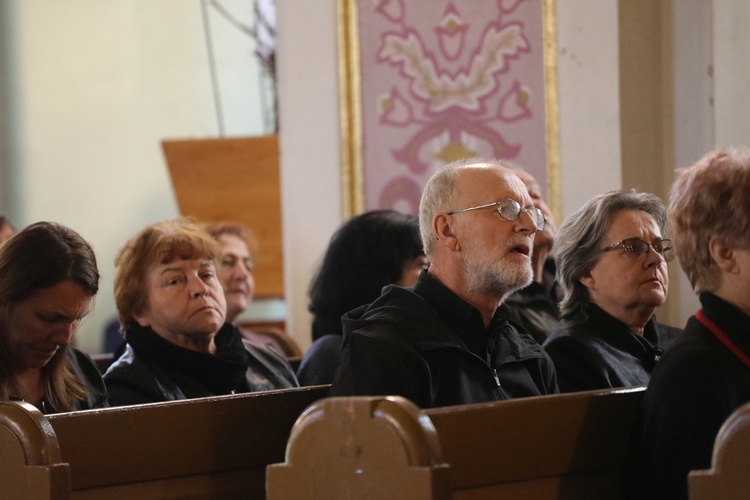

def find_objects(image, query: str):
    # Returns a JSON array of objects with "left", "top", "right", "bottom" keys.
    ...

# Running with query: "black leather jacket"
[
  {"left": 330, "top": 272, "right": 558, "bottom": 408},
  {"left": 543, "top": 303, "right": 681, "bottom": 393},
  {"left": 104, "top": 322, "right": 298, "bottom": 406}
]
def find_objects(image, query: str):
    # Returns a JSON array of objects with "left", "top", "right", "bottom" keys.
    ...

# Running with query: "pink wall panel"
[{"left": 355, "top": 0, "right": 549, "bottom": 214}]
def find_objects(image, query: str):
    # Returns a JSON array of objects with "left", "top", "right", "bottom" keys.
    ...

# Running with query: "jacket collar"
[
  {"left": 342, "top": 271, "right": 545, "bottom": 362},
  {"left": 564, "top": 302, "right": 662, "bottom": 349},
  {"left": 699, "top": 292, "right": 750, "bottom": 355}
]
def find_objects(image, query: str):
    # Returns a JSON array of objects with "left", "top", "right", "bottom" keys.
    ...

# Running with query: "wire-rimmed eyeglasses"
[
  {"left": 447, "top": 198, "right": 546, "bottom": 231},
  {"left": 601, "top": 237, "right": 675, "bottom": 263}
]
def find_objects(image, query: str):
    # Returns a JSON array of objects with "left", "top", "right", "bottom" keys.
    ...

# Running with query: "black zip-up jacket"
[
  {"left": 330, "top": 272, "right": 558, "bottom": 408},
  {"left": 104, "top": 322, "right": 298, "bottom": 406},
  {"left": 543, "top": 303, "right": 681, "bottom": 393}
]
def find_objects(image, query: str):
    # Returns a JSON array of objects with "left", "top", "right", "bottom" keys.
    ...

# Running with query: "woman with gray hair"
[{"left": 542, "top": 188, "right": 681, "bottom": 393}]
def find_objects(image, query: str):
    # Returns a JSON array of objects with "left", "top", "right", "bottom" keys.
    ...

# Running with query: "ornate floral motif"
[{"left": 358, "top": 0, "right": 546, "bottom": 212}]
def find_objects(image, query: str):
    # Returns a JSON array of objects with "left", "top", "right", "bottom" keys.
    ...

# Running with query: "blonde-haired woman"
[{"left": 0, "top": 221, "right": 107, "bottom": 413}]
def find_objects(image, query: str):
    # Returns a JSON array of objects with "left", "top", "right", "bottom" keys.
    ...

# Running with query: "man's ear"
[
  {"left": 433, "top": 213, "right": 460, "bottom": 251},
  {"left": 709, "top": 237, "right": 738, "bottom": 274}
]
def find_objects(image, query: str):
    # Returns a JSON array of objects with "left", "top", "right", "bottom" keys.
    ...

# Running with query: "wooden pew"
[
  {"left": 267, "top": 387, "right": 645, "bottom": 499},
  {"left": 0, "top": 385, "right": 329, "bottom": 500},
  {"left": 689, "top": 401, "right": 750, "bottom": 500}
]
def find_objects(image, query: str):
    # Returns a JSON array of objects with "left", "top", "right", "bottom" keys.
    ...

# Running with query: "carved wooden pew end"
[
  {"left": 0, "top": 401, "right": 70, "bottom": 499},
  {"left": 266, "top": 396, "right": 452, "bottom": 500},
  {"left": 689, "top": 402, "right": 750, "bottom": 500}
]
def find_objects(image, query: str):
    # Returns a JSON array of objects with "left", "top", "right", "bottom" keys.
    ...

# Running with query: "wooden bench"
[
  {"left": 0, "top": 385, "right": 329, "bottom": 500},
  {"left": 689, "top": 401, "right": 750, "bottom": 500},
  {"left": 266, "top": 387, "right": 645, "bottom": 499}
]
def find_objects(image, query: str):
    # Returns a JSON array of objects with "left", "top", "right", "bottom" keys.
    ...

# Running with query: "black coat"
[
  {"left": 104, "top": 322, "right": 298, "bottom": 406},
  {"left": 297, "top": 334, "right": 342, "bottom": 386},
  {"left": 628, "top": 293, "right": 750, "bottom": 499},
  {"left": 543, "top": 303, "right": 681, "bottom": 393},
  {"left": 506, "top": 281, "right": 560, "bottom": 345},
  {"left": 330, "top": 272, "right": 558, "bottom": 408},
  {"left": 66, "top": 347, "right": 109, "bottom": 411}
]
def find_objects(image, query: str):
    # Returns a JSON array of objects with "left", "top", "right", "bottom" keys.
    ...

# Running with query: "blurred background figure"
[
  {"left": 0, "top": 221, "right": 107, "bottom": 413},
  {"left": 296, "top": 210, "right": 427, "bottom": 386},
  {"left": 203, "top": 221, "right": 298, "bottom": 357},
  {"left": 544, "top": 189, "right": 681, "bottom": 392},
  {"left": 506, "top": 168, "right": 560, "bottom": 344},
  {"left": 0, "top": 215, "right": 17, "bottom": 244},
  {"left": 630, "top": 148, "right": 750, "bottom": 499},
  {"left": 104, "top": 217, "right": 298, "bottom": 406}
]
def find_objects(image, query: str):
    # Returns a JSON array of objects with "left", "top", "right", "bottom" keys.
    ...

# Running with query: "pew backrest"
[
  {"left": 267, "top": 387, "right": 646, "bottom": 499},
  {"left": 425, "top": 386, "right": 644, "bottom": 498},
  {"left": 0, "top": 385, "right": 329, "bottom": 500}
]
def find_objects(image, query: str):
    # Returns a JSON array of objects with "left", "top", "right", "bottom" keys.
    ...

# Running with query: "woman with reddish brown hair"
[
  {"left": 105, "top": 217, "right": 298, "bottom": 406},
  {"left": 631, "top": 148, "right": 750, "bottom": 499}
]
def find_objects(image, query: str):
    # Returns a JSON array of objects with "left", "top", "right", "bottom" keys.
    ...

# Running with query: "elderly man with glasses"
[
  {"left": 330, "top": 158, "right": 559, "bottom": 408},
  {"left": 542, "top": 188, "right": 682, "bottom": 393}
]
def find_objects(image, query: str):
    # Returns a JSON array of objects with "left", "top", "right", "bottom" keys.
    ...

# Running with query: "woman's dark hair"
[
  {"left": 0, "top": 221, "right": 99, "bottom": 308},
  {"left": 0, "top": 221, "right": 100, "bottom": 410},
  {"left": 308, "top": 210, "right": 423, "bottom": 340}
]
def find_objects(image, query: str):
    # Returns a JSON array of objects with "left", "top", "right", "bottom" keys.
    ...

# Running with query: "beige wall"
[
  {"left": 0, "top": 0, "right": 268, "bottom": 352},
  {"left": 277, "top": 0, "right": 343, "bottom": 350}
]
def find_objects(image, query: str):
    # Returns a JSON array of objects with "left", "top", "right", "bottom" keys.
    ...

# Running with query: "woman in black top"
[
  {"left": 0, "top": 221, "right": 107, "bottom": 413},
  {"left": 104, "top": 217, "right": 298, "bottom": 406},
  {"left": 297, "top": 210, "right": 427, "bottom": 386},
  {"left": 630, "top": 148, "right": 750, "bottom": 499},
  {"left": 543, "top": 189, "right": 680, "bottom": 392}
]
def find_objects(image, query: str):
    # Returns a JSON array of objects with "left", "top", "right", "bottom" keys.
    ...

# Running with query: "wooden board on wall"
[{"left": 161, "top": 135, "right": 283, "bottom": 298}]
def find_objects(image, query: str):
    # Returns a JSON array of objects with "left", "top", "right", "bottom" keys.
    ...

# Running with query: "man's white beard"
[{"left": 464, "top": 238, "right": 533, "bottom": 300}]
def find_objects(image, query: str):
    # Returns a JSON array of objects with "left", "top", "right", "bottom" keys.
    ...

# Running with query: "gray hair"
[
  {"left": 418, "top": 156, "right": 511, "bottom": 256},
  {"left": 555, "top": 188, "right": 667, "bottom": 317}
]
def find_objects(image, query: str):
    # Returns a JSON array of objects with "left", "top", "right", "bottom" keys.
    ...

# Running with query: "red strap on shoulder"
[{"left": 696, "top": 309, "right": 750, "bottom": 370}]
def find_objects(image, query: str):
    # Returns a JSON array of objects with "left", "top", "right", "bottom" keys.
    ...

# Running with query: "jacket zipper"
[
  {"left": 430, "top": 345, "right": 511, "bottom": 399},
  {"left": 492, "top": 369, "right": 501, "bottom": 387}
]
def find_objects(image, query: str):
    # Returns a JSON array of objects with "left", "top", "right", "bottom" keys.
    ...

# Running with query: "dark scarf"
[{"left": 125, "top": 323, "right": 251, "bottom": 394}]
